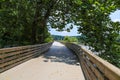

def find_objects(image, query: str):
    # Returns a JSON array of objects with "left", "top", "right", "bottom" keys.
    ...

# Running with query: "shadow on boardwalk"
[
  {"left": 0, "top": 42, "right": 85, "bottom": 80},
  {"left": 43, "top": 42, "right": 80, "bottom": 66}
]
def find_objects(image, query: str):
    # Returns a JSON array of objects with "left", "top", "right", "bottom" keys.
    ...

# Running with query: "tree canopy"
[{"left": 0, "top": 0, "right": 120, "bottom": 67}]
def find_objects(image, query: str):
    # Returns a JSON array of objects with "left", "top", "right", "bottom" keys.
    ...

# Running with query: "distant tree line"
[
  {"left": 52, "top": 35, "right": 64, "bottom": 41},
  {"left": 52, "top": 35, "right": 81, "bottom": 42},
  {"left": 63, "top": 36, "right": 78, "bottom": 43}
]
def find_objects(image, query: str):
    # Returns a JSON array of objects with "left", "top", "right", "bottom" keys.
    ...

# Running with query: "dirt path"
[{"left": 0, "top": 41, "right": 85, "bottom": 80}]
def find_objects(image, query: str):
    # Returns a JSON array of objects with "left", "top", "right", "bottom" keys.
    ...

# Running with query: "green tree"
[
  {"left": 64, "top": 36, "right": 78, "bottom": 43},
  {"left": 0, "top": 0, "right": 120, "bottom": 67}
]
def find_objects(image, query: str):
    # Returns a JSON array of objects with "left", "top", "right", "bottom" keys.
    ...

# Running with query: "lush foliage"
[
  {"left": 0, "top": 0, "right": 53, "bottom": 47},
  {"left": 52, "top": 35, "right": 79, "bottom": 43},
  {"left": 44, "top": 32, "right": 53, "bottom": 43},
  {"left": 63, "top": 36, "right": 78, "bottom": 43},
  {"left": 74, "top": 1, "right": 120, "bottom": 67},
  {"left": 0, "top": 0, "right": 120, "bottom": 67},
  {"left": 51, "top": 0, "right": 120, "bottom": 67}
]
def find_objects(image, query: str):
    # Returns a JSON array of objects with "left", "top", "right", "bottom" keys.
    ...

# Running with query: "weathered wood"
[
  {"left": 64, "top": 42, "right": 120, "bottom": 80},
  {"left": 0, "top": 42, "right": 53, "bottom": 73},
  {"left": 0, "top": 57, "right": 32, "bottom": 73},
  {"left": 81, "top": 57, "right": 91, "bottom": 80},
  {"left": 0, "top": 49, "right": 39, "bottom": 65},
  {"left": 85, "top": 57, "right": 104, "bottom": 80},
  {"left": 81, "top": 47, "right": 120, "bottom": 80},
  {"left": 0, "top": 53, "right": 34, "bottom": 68},
  {"left": 82, "top": 55, "right": 97, "bottom": 80}
]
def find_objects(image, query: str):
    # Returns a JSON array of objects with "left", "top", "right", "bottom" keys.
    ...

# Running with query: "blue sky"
[
  {"left": 49, "top": 24, "right": 80, "bottom": 36},
  {"left": 110, "top": 10, "right": 120, "bottom": 22},
  {"left": 50, "top": 10, "right": 120, "bottom": 36}
]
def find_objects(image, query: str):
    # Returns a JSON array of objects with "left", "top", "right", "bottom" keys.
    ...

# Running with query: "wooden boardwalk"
[{"left": 0, "top": 42, "right": 85, "bottom": 80}]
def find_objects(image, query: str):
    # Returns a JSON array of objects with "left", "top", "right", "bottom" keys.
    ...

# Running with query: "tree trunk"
[
  {"left": 39, "top": 1, "right": 56, "bottom": 43},
  {"left": 31, "top": 1, "right": 41, "bottom": 44},
  {"left": 31, "top": 0, "right": 57, "bottom": 44}
]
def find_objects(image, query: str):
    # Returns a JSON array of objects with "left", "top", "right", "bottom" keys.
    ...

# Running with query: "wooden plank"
[
  {"left": 0, "top": 45, "right": 32, "bottom": 54},
  {"left": 0, "top": 42, "right": 53, "bottom": 73},
  {"left": 0, "top": 45, "right": 43, "bottom": 59},
  {"left": 81, "top": 57, "right": 92, "bottom": 80},
  {"left": 81, "top": 48, "right": 105, "bottom": 71},
  {"left": 0, "top": 49, "right": 38, "bottom": 68},
  {"left": 0, "top": 48, "right": 38, "bottom": 64},
  {"left": 0, "top": 43, "right": 46, "bottom": 70},
  {"left": 85, "top": 58, "right": 104, "bottom": 80},
  {"left": 65, "top": 43, "right": 120, "bottom": 80},
  {"left": 0, "top": 47, "right": 23, "bottom": 54},
  {"left": 0, "top": 54, "right": 32, "bottom": 68},
  {"left": 82, "top": 55, "right": 97, "bottom": 80},
  {"left": 81, "top": 47, "right": 120, "bottom": 80},
  {"left": 0, "top": 57, "right": 32, "bottom": 73},
  {"left": 0, "top": 44, "right": 43, "bottom": 54},
  {"left": 0, "top": 44, "right": 50, "bottom": 64},
  {"left": 0, "top": 50, "right": 22, "bottom": 59},
  {"left": 0, "top": 46, "right": 40, "bottom": 59}
]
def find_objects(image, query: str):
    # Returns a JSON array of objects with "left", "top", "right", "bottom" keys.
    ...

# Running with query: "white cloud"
[
  {"left": 49, "top": 26, "right": 80, "bottom": 36},
  {"left": 113, "top": 19, "right": 120, "bottom": 22},
  {"left": 110, "top": 10, "right": 120, "bottom": 22}
]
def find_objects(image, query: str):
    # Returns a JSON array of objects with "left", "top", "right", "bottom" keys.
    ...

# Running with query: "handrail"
[
  {"left": 0, "top": 42, "right": 53, "bottom": 73},
  {"left": 64, "top": 42, "right": 120, "bottom": 80}
]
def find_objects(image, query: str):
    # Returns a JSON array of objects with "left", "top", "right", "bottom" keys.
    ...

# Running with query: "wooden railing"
[
  {"left": 64, "top": 43, "right": 120, "bottom": 80},
  {"left": 0, "top": 42, "right": 53, "bottom": 73}
]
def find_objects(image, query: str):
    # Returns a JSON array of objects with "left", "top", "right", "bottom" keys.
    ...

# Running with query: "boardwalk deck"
[{"left": 0, "top": 42, "right": 85, "bottom": 80}]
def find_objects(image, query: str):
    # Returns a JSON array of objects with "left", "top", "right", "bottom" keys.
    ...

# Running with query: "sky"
[
  {"left": 49, "top": 24, "right": 80, "bottom": 36},
  {"left": 49, "top": 10, "right": 120, "bottom": 36},
  {"left": 110, "top": 10, "right": 120, "bottom": 22}
]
